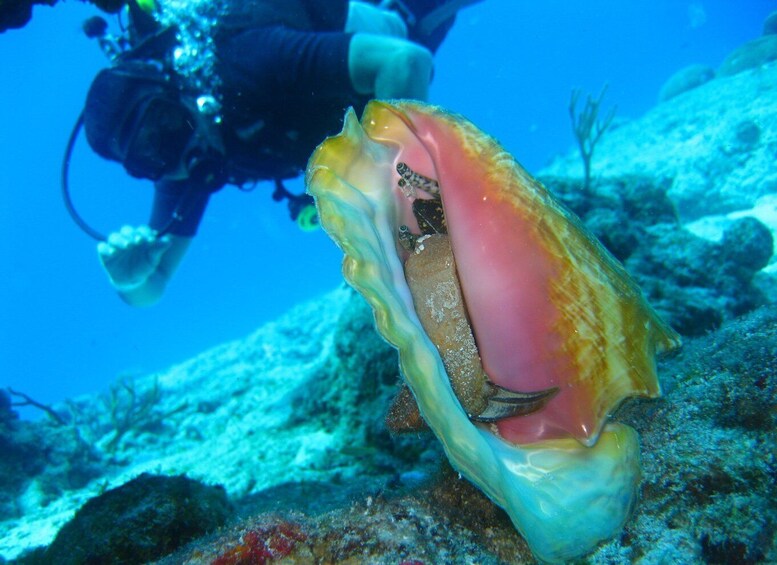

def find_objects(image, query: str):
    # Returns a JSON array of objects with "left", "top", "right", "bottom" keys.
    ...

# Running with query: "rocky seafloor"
[{"left": 3, "top": 21, "right": 777, "bottom": 565}]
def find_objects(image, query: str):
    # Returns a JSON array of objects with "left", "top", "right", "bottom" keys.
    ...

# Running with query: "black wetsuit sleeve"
[
  {"left": 302, "top": 0, "right": 349, "bottom": 31},
  {"left": 219, "top": 0, "right": 348, "bottom": 33},
  {"left": 149, "top": 180, "right": 211, "bottom": 237}
]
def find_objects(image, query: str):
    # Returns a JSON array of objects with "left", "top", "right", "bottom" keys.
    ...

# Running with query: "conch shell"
[{"left": 305, "top": 101, "right": 680, "bottom": 562}]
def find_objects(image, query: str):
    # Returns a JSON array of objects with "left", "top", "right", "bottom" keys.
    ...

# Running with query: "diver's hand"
[
  {"left": 346, "top": 1, "right": 407, "bottom": 37},
  {"left": 97, "top": 225, "right": 172, "bottom": 293}
]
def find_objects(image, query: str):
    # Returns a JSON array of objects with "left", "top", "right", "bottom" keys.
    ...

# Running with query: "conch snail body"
[{"left": 305, "top": 101, "right": 680, "bottom": 562}]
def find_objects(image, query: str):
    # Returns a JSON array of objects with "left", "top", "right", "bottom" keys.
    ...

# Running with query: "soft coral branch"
[{"left": 569, "top": 84, "right": 617, "bottom": 193}]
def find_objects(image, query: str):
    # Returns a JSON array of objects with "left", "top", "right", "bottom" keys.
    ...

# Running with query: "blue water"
[{"left": 1, "top": 0, "right": 772, "bottom": 414}]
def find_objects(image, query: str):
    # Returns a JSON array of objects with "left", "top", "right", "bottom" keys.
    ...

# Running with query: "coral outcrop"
[{"left": 41, "top": 473, "right": 232, "bottom": 564}]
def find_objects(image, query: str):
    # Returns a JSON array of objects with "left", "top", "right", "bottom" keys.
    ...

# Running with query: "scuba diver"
[{"left": 70, "top": 0, "right": 481, "bottom": 306}]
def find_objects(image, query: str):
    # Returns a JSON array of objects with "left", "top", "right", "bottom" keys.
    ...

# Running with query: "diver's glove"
[{"left": 97, "top": 225, "right": 172, "bottom": 293}]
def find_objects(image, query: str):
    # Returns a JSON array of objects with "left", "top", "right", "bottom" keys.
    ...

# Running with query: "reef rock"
[
  {"left": 718, "top": 35, "right": 777, "bottom": 77},
  {"left": 2, "top": 288, "right": 776, "bottom": 564},
  {"left": 541, "top": 175, "right": 773, "bottom": 336},
  {"left": 764, "top": 10, "right": 777, "bottom": 36},
  {"left": 42, "top": 473, "right": 232, "bottom": 564},
  {"left": 658, "top": 64, "right": 715, "bottom": 102}
]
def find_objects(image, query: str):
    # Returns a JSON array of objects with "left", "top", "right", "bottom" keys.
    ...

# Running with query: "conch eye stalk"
[
  {"left": 305, "top": 100, "right": 680, "bottom": 563},
  {"left": 397, "top": 161, "right": 440, "bottom": 196}
]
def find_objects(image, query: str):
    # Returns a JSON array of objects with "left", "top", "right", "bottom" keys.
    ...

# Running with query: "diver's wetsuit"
[{"left": 150, "top": 0, "right": 458, "bottom": 236}]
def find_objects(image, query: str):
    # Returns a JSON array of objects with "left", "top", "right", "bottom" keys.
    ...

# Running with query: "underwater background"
[
  {"left": 1, "top": 0, "right": 773, "bottom": 411},
  {"left": 1, "top": 1, "right": 777, "bottom": 563}
]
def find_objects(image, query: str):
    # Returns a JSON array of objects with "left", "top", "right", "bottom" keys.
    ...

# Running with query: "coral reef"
[
  {"left": 541, "top": 21, "right": 777, "bottom": 322},
  {"left": 3, "top": 294, "right": 775, "bottom": 564},
  {"left": 0, "top": 288, "right": 443, "bottom": 560},
  {"left": 124, "top": 303, "right": 777, "bottom": 565},
  {"left": 542, "top": 61, "right": 777, "bottom": 223}
]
